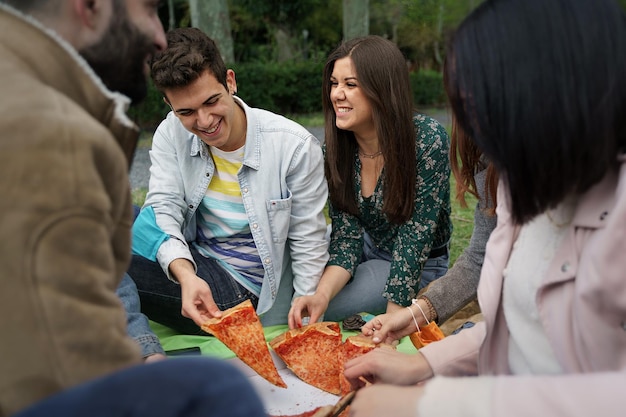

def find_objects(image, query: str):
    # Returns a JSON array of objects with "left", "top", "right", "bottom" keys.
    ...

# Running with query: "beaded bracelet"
[{"left": 412, "top": 297, "right": 437, "bottom": 322}]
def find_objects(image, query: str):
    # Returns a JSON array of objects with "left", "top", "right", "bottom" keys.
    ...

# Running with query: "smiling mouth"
[
  {"left": 199, "top": 119, "right": 221, "bottom": 135},
  {"left": 336, "top": 107, "right": 352, "bottom": 114}
]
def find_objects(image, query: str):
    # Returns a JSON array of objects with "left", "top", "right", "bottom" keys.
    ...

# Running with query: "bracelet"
[
  {"left": 413, "top": 297, "right": 437, "bottom": 323},
  {"left": 406, "top": 306, "right": 420, "bottom": 332}
]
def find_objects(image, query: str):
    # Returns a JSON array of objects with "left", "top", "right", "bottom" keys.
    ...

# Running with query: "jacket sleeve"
[
  {"left": 423, "top": 168, "right": 497, "bottom": 323},
  {"left": 418, "top": 367, "right": 626, "bottom": 417},
  {"left": 143, "top": 115, "right": 197, "bottom": 281},
  {"left": 419, "top": 321, "right": 485, "bottom": 377},
  {"left": 285, "top": 135, "right": 330, "bottom": 297}
]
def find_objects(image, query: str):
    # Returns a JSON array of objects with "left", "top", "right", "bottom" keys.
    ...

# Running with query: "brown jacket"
[{"left": 0, "top": 7, "right": 141, "bottom": 416}]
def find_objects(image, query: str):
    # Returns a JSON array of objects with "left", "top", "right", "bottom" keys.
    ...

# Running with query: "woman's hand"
[
  {"left": 362, "top": 309, "right": 418, "bottom": 344},
  {"left": 288, "top": 293, "right": 330, "bottom": 328},
  {"left": 344, "top": 348, "right": 433, "bottom": 387},
  {"left": 288, "top": 265, "right": 352, "bottom": 328}
]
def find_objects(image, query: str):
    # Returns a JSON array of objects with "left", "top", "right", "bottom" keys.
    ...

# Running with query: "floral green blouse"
[{"left": 327, "top": 114, "right": 452, "bottom": 306}]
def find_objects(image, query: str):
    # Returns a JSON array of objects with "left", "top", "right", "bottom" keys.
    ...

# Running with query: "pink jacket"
[{"left": 421, "top": 152, "right": 626, "bottom": 416}]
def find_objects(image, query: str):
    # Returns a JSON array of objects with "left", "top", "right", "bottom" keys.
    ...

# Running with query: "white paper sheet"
[{"left": 227, "top": 351, "right": 339, "bottom": 415}]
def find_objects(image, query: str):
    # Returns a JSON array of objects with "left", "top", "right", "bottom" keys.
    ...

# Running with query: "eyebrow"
[{"left": 330, "top": 75, "right": 358, "bottom": 81}]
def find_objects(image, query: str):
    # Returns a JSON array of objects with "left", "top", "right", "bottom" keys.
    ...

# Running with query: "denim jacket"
[{"left": 140, "top": 97, "right": 329, "bottom": 320}]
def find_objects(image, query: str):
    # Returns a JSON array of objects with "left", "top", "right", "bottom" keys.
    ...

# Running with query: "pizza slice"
[
  {"left": 337, "top": 334, "right": 395, "bottom": 395},
  {"left": 200, "top": 299, "right": 287, "bottom": 388},
  {"left": 269, "top": 322, "right": 343, "bottom": 394}
]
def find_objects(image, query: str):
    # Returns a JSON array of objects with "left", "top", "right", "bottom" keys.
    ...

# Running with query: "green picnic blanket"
[{"left": 150, "top": 320, "right": 419, "bottom": 358}]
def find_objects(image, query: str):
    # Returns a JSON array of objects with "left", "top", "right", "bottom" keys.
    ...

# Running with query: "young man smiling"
[{"left": 129, "top": 27, "right": 329, "bottom": 332}]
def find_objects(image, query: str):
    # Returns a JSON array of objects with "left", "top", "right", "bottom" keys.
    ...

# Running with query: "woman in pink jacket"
[{"left": 343, "top": 0, "right": 626, "bottom": 416}]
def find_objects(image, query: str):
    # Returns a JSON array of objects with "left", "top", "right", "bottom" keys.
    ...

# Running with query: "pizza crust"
[{"left": 201, "top": 300, "right": 287, "bottom": 388}]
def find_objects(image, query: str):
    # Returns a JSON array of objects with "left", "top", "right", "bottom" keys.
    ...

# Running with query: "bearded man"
[{"left": 0, "top": 2, "right": 265, "bottom": 417}]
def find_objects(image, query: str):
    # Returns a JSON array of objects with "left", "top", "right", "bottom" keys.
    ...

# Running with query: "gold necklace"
[{"left": 358, "top": 149, "right": 383, "bottom": 159}]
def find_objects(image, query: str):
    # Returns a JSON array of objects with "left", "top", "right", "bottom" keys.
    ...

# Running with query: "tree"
[
  {"left": 343, "top": 0, "right": 369, "bottom": 40},
  {"left": 233, "top": 0, "right": 329, "bottom": 62},
  {"left": 189, "top": 0, "right": 235, "bottom": 63}
]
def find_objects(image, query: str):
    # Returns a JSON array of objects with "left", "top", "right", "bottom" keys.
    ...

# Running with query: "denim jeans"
[
  {"left": 128, "top": 245, "right": 259, "bottom": 335},
  {"left": 14, "top": 358, "right": 266, "bottom": 417},
  {"left": 117, "top": 273, "right": 165, "bottom": 358},
  {"left": 324, "top": 233, "right": 449, "bottom": 321}
]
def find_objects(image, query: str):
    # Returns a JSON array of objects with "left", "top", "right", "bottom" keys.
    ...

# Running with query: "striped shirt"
[{"left": 194, "top": 145, "right": 264, "bottom": 294}]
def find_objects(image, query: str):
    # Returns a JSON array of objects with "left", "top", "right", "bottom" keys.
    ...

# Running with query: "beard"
[{"left": 80, "top": 11, "right": 155, "bottom": 105}]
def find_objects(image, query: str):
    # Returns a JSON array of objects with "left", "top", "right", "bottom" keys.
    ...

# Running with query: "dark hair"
[
  {"left": 322, "top": 35, "right": 416, "bottom": 224},
  {"left": 450, "top": 117, "right": 498, "bottom": 214},
  {"left": 445, "top": 0, "right": 626, "bottom": 224},
  {"left": 151, "top": 27, "right": 228, "bottom": 93}
]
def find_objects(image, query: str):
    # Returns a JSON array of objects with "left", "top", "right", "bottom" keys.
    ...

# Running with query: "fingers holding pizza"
[
  {"left": 168, "top": 258, "right": 223, "bottom": 325},
  {"left": 179, "top": 274, "right": 222, "bottom": 325},
  {"left": 343, "top": 348, "right": 432, "bottom": 388}
]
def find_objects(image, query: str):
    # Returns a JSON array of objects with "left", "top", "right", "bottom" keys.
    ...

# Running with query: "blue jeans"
[
  {"left": 324, "top": 233, "right": 449, "bottom": 321},
  {"left": 128, "top": 246, "right": 259, "bottom": 335},
  {"left": 14, "top": 358, "right": 266, "bottom": 417},
  {"left": 117, "top": 273, "right": 165, "bottom": 358}
]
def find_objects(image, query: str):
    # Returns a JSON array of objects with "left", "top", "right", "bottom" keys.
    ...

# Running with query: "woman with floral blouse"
[{"left": 288, "top": 36, "right": 452, "bottom": 328}]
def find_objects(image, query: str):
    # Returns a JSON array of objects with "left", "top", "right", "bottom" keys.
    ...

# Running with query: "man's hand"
[
  {"left": 169, "top": 258, "right": 222, "bottom": 326},
  {"left": 178, "top": 274, "right": 222, "bottom": 325}
]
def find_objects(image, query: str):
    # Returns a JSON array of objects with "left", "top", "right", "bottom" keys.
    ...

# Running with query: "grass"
[
  {"left": 448, "top": 176, "right": 477, "bottom": 265},
  {"left": 289, "top": 113, "right": 325, "bottom": 127}
]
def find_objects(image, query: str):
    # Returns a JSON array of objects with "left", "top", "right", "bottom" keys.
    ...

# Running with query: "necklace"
[{"left": 358, "top": 149, "right": 383, "bottom": 159}]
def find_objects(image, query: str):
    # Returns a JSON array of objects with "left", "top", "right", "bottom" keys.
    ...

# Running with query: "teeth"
[
  {"left": 203, "top": 120, "right": 220, "bottom": 134},
  {"left": 338, "top": 108, "right": 351, "bottom": 113}
]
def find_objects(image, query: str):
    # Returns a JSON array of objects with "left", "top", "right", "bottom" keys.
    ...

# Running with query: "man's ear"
[
  {"left": 226, "top": 69, "right": 238, "bottom": 95},
  {"left": 73, "top": 0, "right": 105, "bottom": 29},
  {"left": 163, "top": 96, "right": 173, "bottom": 110}
]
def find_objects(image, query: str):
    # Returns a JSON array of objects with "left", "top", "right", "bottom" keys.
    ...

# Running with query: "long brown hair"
[
  {"left": 322, "top": 36, "right": 416, "bottom": 224},
  {"left": 450, "top": 118, "right": 498, "bottom": 213}
]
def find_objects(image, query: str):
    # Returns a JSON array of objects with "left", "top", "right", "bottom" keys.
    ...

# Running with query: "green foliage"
[
  {"left": 129, "top": 61, "right": 445, "bottom": 126},
  {"left": 410, "top": 70, "right": 446, "bottom": 106},
  {"left": 127, "top": 79, "right": 169, "bottom": 130},
  {"left": 230, "top": 60, "right": 326, "bottom": 114},
  {"left": 129, "top": 65, "right": 445, "bottom": 128},
  {"left": 230, "top": 0, "right": 341, "bottom": 63}
]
